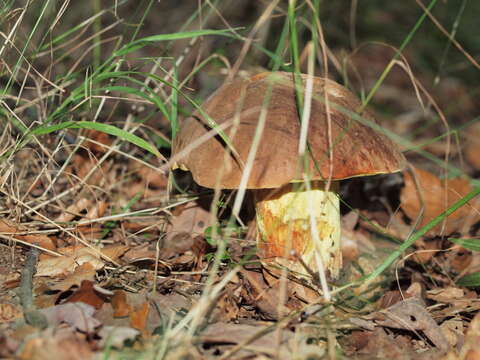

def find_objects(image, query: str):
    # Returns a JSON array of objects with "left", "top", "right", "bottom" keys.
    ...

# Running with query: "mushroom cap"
[{"left": 172, "top": 72, "right": 406, "bottom": 189}]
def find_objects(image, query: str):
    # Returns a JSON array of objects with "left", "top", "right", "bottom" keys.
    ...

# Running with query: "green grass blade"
[
  {"left": 170, "top": 66, "right": 179, "bottom": 139},
  {"left": 114, "top": 28, "right": 241, "bottom": 57},
  {"left": 457, "top": 272, "right": 480, "bottom": 288},
  {"left": 447, "top": 238, "right": 480, "bottom": 252},
  {"left": 29, "top": 121, "right": 160, "bottom": 157}
]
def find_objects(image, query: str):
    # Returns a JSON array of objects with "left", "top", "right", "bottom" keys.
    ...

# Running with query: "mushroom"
[{"left": 172, "top": 72, "right": 405, "bottom": 279}]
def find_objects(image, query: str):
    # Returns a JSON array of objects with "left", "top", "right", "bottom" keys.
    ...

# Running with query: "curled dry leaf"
[
  {"left": 374, "top": 298, "right": 448, "bottom": 353},
  {"left": 0, "top": 219, "right": 56, "bottom": 251},
  {"left": 84, "top": 200, "right": 108, "bottom": 220},
  {"left": 111, "top": 290, "right": 132, "bottom": 318},
  {"left": 401, "top": 167, "right": 480, "bottom": 236},
  {"left": 36, "top": 244, "right": 128, "bottom": 277},
  {"left": 43, "top": 263, "right": 96, "bottom": 293},
  {"left": 427, "top": 287, "right": 465, "bottom": 304},
  {"left": 55, "top": 198, "right": 92, "bottom": 223},
  {"left": 40, "top": 302, "right": 101, "bottom": 333},
  {"left": 64, "top": 280, "right": 105, "bottom": 310}
]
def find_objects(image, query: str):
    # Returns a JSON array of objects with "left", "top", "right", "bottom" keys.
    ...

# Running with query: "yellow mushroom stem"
[{"left": 255, "top": 181, "right": 341, "bottom": 279}]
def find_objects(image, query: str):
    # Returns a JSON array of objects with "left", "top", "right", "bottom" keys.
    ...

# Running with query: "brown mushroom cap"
[{"left": 173, "top": 72, "right": 406, "bottom": 189}]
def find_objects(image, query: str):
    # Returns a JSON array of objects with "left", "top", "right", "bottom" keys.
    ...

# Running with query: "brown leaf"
[
  {"left": 374, "top": 298, "right": 448, "bottom": 353},
  {"left": 129, "top": 302, "right": 149, "bottom": 334},
  {"left": 427, "top": 287, "right": 465, "bottom": 304},
  {"left": 111, "top": 290, "right": 132, "bottom": 318},
  {"left": 346, "top": 328, "right": 416, "bottom": 359},
  {"left": 71, "top": 154, "right": 111, "bottom": 186},
  {"left": 64, "top": 280, "right": 105, "bottom": 310},
  {"left": 401, "top": 167, "right": 480, "bottom": 236},
  {"left": 0, "top": 303, "right": 22, "bottom": 323},
  {"left": 135, "top": 164, "right": 168, "bottom": 188},
  {"left": 36, "top": 244, "right": 127, "bottom": 278},
  {"left": 40, "top": 302, "right": 101, "bottom": 333},
  {"left": 199, "top": 322, "right": 294, "bottom": 357},
  {"left": 457, "top": 311, "right": 480, "bottom": 360},
  {"left": 83, "top": 129, "right": 112, "bottom": 155},
  {"left": 36, "top": 246, "right": 103, "bottom": 277},
  {"left": 166, "top": 202, "right": 212, "bottom": 240},
  {"left": 100, "top": 244, "right": 129, "bottom": 262},
  {"left": 0, "top": 219, "right": 56, "bottom": 251},
  {"left": 446, "top": 246, "right": 473, "bottom": 273},
  {"left": 18, "top": 328, "right": 94, "bottom": 360},
  {"left": 85, "top": 200, "right": 108, "bottom": 220},
  {"left": 55, "top": 198, "right": 92, "bottom": 223}
]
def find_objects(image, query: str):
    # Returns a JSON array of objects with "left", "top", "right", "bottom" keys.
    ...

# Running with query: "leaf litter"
[
  {"left": 1, "top": 5, "right": 480, "bottom": 359},
  {"left": 1, "top": 118, "right": 480, "bottom": 360}
]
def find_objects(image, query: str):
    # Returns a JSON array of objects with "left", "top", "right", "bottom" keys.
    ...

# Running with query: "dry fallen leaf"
[
  {"left": 36, "top": 244, "right": 127, "bottom": 277},
  {"left": 55, "top": 198, "right": 92, "bottom": 223},
  {"left": 345, "top": 328, "right": 416, "bottom": 359},
  {"left": 427, "top": 287, "right": 465, "bottom": 304},
  {"left": 129, "top": 302, "right": 150, "bottom": 335},
  {"left": 97, "top": 326, "right": 140, "bottom": 349},
  {"left": 17, "top": 328, "right": 94, "bottom": 360},
  {"left": 0, "top": 219, "right": 56, "bottom": 251},
  {"left": 401, "top": 167, "right": 480, "bottom": 236},
  {"left": 135, "top": 164, "right": 168, "bottom": 188},
  {"left": 40, "top": 302, "right": 101, "bottom": 333},
  {"left": 0, "top": 303, "right": 22, "bottom": 323},
  {"left": 70, "top": 154, "right": 112, "bottom": 186},
  {"left": 166, "top": 202, "right": 212, "bottom": 243},
  {"left": 36, "top": 246, "right": 102, "bottom": 277},
  {"left": 48, "top": 263, "right": 97, "bottom": 292},
  {"left": 453, "top": 311, "right": 480, "bottom": 360},
  {"left": 374, "top": 297, "right": 448, "bottom": 353},
  {"left": 440, "top": 318, "right": 464, "bottom": 348},
  {"left": 64, "top": 280, "right": 105, "bottom": 309},
  {"left": 111, "top": 290, "right": 132, "bottom": 318},
  {"left": 83, "top": 129, "right": 112, "bottom": 155},
  {"left": 199, "top": 322, "right": 294, "bottom": 359}
]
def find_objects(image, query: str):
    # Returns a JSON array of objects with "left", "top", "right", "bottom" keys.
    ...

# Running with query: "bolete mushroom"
[{"left": 172, "top": 72, "right": 405, "bottom": 279}]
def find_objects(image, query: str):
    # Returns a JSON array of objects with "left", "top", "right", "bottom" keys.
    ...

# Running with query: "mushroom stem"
[{"left": 255, "top": 181, "right": 341, "bottom": 278}]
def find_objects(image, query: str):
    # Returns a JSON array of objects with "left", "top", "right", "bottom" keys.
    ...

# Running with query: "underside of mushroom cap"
[{"left": 172, "top": 72, "right": 406, "bottom": 189}]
